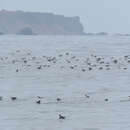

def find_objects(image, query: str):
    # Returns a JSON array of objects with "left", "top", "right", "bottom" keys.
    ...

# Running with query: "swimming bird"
[
  {"left": 113, "top": 59, "right": 118, "bottom": 64},
  {"left": 59, "top": 114, "right": 66, "bottom": 120},
  {"left": 59, "top": 54, "right": 63, "bottom": 57},
  {"left": 70, "top": 66, "right": 74, "bottom": 69},
  {"left": 105, "top": 64, "right": 109, "bottom": 67},
  {"left": 37, "top": 66, "right": 42, "bottom": 70},
  {"left": 65, "top": 52, "right": 69, "bottom": 55},
  {"left": 24, "top": 60, "right": 27, "bottom": 64},
  {"left": 11, "top": 97, "right": 17, "bottom": 100},
  {"left": 16, "top": 69, "right": 19, "bottom": 72},
  {"left": 105, "top": 99, "right": 108, "bottom": 102},
  {"left": 99, "top": 67, "right": 103, "bottom": 70},
  {"left": 88, "top": 67, "right": 92, "bottom": 71},
  {"left": 85, "top": 94, "right": 90, "bottom": 98},
  {"left": 36, "top": 100, "right": 41, "bottom": 104},
  {"left": 57, "top": 98, "right": 62, "bottom": 102},
  {"left": 82, "top": 69, "right": 86, "bottom": 72},
  {"left": 0, "top": 96, "right": 2, "bottom": 101}
]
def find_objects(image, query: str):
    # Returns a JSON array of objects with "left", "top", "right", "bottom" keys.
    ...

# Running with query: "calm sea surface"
[{"left": 0, "top": 35, "right": 130, "bottom": 130}]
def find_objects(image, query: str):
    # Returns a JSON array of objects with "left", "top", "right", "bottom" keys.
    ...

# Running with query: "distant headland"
[{"left": 0, "top": 10, "right": 86, "bottom": 35}]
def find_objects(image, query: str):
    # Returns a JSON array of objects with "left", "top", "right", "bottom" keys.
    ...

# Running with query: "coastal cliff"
[{"left": 0, "top": 10, "right": 85, "bottom": 35}]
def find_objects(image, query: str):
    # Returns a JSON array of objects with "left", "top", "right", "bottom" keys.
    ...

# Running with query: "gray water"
[{"left": 0, "top": 35, "right": 130, "bottom": 130}]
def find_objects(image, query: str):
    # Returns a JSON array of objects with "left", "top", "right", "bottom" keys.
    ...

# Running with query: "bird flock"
[
  {"left": 0, "top": 94, "right": 130, "bottom": 120},
  {"left": 0, "top": 50, "right": 129, "bottom": 73},
  {"left": 0, "top": 50, "right": 130, "bottom": 120}
]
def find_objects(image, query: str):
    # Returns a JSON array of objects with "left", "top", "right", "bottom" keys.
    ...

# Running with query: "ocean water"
[{"left": 0, "top": 35, "right": 130, "bottom": 130}]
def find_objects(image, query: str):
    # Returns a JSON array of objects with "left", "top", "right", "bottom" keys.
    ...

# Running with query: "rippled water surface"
[{"left": 0, "top": 35, "right": 130, "bottom": 130}]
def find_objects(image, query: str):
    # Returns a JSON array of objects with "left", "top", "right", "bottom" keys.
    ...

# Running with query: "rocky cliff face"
[{"left": 0, "top": 10, "right": 85, "bottom": 35}]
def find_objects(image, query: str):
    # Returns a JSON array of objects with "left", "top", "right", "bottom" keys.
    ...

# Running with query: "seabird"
[
  {"left": 11, "top": 97, "right": 17, "bottom": 100},
  {"left": 82, "top": 69, "right": 86, "bottom": 72},
  {"left": 85, "top": 94, "right": 90, "bottom": 98},
  {"left": 0, "top": 96, "right": 2, "bottom": 101},
  {"left": 105, "top": 99, "right": 108, "bottom": 102},
  {"left": 24, "top": 60, "right": 27, "bottom": 64},
  {"left": 57, "top": 98, "right": 62, "bottom": 102},
  {"left": 59, "top": 114, "right": 66, "bottom": 120},
  {"left": 113, "top": 59, "right": 118, "bottom": 64},
  {"left": 37, "top": 96, "right": 44, "bottom": 99},
  {"left": 88, "top": 67, "right": 92, "bottom": 71},
  {"left": 37, "top": 66, "right": 42, "bottom": 70},
  {"left": 36, "top": 100, "right": 41, "bottom": 104}
]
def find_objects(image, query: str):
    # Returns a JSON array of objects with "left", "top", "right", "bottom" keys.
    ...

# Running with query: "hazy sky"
[{"left": 0, "top": 0, "right": 130, "bottom": 33}]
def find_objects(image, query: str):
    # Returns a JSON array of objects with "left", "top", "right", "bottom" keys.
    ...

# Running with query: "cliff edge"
[{"left": 0, "top": 10, "right": 85, "bottom": 35}]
